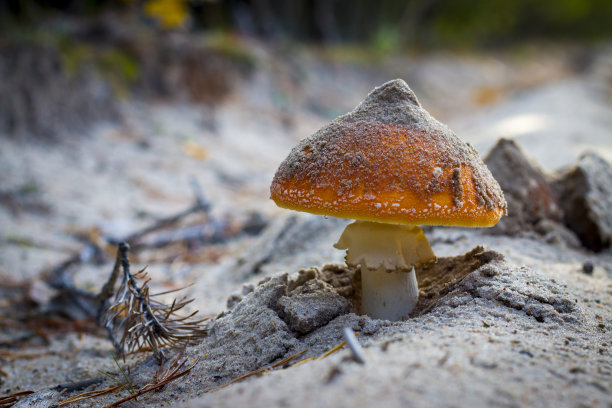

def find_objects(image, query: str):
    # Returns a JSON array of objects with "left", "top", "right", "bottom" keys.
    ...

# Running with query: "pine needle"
[
  {"left": 106, "top": 351, "right": 200, "bottom": 407},
  {"left": 55, "top": 385, "right": 124, "bottom": 407},
  {"left": 0, "top": 390, "right": 34, "bottom": 408},
  {"left": 56, "top": 349, "right": 199, "bottom": 407},
  {"left": 208, "top": 350, "right": 307, "bottom": 392}
]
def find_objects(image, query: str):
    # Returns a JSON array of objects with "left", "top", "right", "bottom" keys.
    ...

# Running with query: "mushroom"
[{"left": 270, "top": 79, "right": 507, "bottom": 321}]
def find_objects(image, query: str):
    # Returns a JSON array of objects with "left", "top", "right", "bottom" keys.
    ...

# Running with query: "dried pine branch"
[{"left": 101, "top": 243, "right": 208, "bottom": 362}]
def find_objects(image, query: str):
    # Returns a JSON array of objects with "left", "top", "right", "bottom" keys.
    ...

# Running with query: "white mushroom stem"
[
  {"left": 361, "top": 265, "right": 419, "bottom": 321},
  {"left": 334, "top": 220, "right": 436, "bottom": 321}
]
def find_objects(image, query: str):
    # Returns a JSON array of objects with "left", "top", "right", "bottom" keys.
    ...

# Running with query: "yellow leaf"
[
  {"left": 182, "top": 140, "right": 208, "bottom": 160},
  {"left": 144, "top": 0, "right": 189, "bottom": 29}
]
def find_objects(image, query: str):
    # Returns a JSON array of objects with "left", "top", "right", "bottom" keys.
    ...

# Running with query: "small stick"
[
  {"left": 97, "top": 244, "right": 125, "bottom": 323},
  {"left": 44, "top": 179, "right": 211, "bottom": 314},
  {"left": 290, "top": 356, "right": 317, "bottom": 368},
  {"left": 0, "top": 351, "right": 46, "bottom": 359},
  {"left": 0, "top": 390, "right": 35, "bottom": 407},
  {"left": 55, "top": 384, "right": 123, "bottom": 407},
  {"left": 342, "top": 327, "right": 366, "bottom": 364},
  {"left": 120, "top": 178, "right": 210, "bottom": 245},
  {"left": 319, "top": 341, "right": 346, "bottom": 359},
  {"left": 291, "top": 332, "right": 363, "bottom": 368},
  {"left": 53, "top": 378, "right": 104, "bottom": 392}
]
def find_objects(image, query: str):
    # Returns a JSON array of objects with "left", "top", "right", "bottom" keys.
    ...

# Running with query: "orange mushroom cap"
[{"left": 270, "top": 79, "right": 507, "bottom": 227}]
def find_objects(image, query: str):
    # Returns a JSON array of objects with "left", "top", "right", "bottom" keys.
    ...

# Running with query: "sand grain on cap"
[{"left": 271, "top": 79, "right": 507, "bottom": 227}]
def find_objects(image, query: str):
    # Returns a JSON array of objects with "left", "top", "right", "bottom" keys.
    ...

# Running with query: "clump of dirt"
[{"left": 278, "top": 269, "right": 352, "bottom": 334}]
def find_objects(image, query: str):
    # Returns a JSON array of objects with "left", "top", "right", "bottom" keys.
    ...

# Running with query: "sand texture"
[{"left": 1, "top": 47, "right": 611, "bottom": 408}]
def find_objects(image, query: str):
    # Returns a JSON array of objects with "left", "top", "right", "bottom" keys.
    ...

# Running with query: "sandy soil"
[{"left": 0, "top": 46, "right": 611, "bottom": 407}]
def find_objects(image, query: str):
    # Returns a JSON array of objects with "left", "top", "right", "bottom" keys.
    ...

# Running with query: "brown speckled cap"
[{"left": 270, "top": 79, "right": 507, "bottom": 227}]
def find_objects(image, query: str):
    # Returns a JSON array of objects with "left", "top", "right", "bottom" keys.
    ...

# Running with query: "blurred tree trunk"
[
  {"left": 315, "top": 0, "right": 340, "bottom": 43},
  {"left": 398, "top": 0, "right": 439, "bottom": 48}
]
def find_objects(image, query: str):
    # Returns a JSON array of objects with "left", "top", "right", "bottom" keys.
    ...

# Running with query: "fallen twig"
[
  {"left": 43, "top": 180, "right": 211, "bottom": 318},
  {"left": 291, "top": 331, "right": 362, "bottom": 367},
  {"left": 289, "top": 355, "right": 317, "bottom": 367},
  {"left": 119, "top": 187, "right": 210, "bottom": 245},
  {"left": 0, "top": 390, "right": 35, "bottom": 407},
  {"left": 129, "top": 220, "right": 230, "bottom": 250},
  {"left": 55, "top": 384, "right": 124, "bottom": 407},
  {"left": 319, "top": 341, "right": 346, "bottom": 359},
  {"left": 96, "top": 244, "right": 125, "bottom": 326},
  {"left": 0, "top": 351, "right": 48, "bottom": 359},
  {"left": 40, "top": 179, "right": 265, "bottom": 324},
  {"left": 53, "top": 378, "right": 104, "bottom": 392},
  {"left": 290, "top": 342, "right": 346, "bottom": 368}
]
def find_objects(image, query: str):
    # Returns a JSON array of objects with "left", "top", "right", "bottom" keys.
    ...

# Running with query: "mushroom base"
[{"left": 361, "top": 265, "right": 419, "bottom": 321}]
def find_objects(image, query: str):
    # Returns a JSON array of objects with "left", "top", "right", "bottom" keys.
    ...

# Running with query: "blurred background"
[
  {"left": 2, "top": 0, "right": 612, "bottom": 140},
  {"left": 1, "top": 0, "right": 612, "bottom": 293}
]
